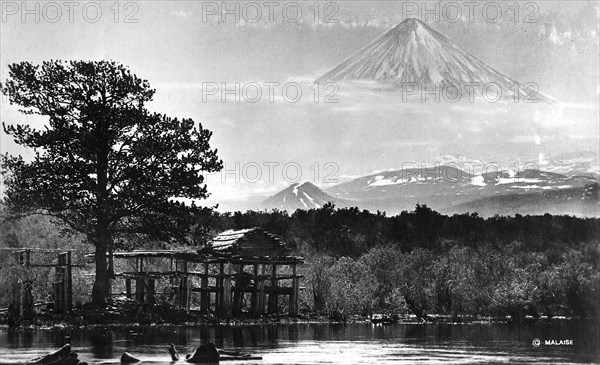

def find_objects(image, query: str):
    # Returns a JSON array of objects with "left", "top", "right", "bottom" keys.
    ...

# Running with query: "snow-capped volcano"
[
  {"left": 316, "top": 18, "right": 553, "bottom": 102},
  {"left": 261, "top": 182, "right": 340, "bottom": 211}
]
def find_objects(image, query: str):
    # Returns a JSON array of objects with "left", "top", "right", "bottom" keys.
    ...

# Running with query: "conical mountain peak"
[
  {"left": 261, "top": 181, "right": 341, "bottom": 211},
  {"left": 316, "top": 19, "right": 554, "bottom": 102},
  {"left": 393, "top": 17, "right": 427, "bottom": 30}
]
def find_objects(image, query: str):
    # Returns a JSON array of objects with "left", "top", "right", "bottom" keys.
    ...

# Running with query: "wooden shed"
[
  {"left": 204, "top": 228, "right": 288, "bottom": 257},
  {"left": 104, "top": 228, "right": 303, "bottom": 319}
]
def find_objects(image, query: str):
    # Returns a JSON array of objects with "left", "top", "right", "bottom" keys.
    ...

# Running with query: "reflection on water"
[{"left": 1, "top": 320, "right": 598, "bottom": 364}]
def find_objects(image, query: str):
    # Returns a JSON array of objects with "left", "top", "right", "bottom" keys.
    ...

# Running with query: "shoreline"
[{"left": 0, "top": 313, "right": 588, "bottom": 331}]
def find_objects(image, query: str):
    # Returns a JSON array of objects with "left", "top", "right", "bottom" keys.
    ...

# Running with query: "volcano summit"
[{"left": 316, "top": 18, "right": 553, "bottom": 102}]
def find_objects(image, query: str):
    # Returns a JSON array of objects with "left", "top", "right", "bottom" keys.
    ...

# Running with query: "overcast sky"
[{"left": 1, "top": 1, "right": 598, "bottom": 210}]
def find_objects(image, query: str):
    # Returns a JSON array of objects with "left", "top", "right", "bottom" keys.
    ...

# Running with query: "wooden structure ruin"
[
  {"left": 1, "top": 249, "right": 75, "bottom": 319},
  {"left": 107, "top": 228, "right": 304, "bottom": 318},
  {"left": 1, "top": 228, "right": 303, "bottom": 319}
]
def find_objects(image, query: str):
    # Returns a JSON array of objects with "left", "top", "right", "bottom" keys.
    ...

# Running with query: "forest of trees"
[
  {"left": 197, "top": 203, "right": 600, "bottom": 320},
  {"left": 2, "top": 203, "right": 598, "bottom": 320}
]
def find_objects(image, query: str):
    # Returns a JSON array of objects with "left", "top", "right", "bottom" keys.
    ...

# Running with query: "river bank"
[
  {"left": 2, "top": 293, "right": 594, "bottom": 329},
  {"left": 1, "top": 307, "right": 589, "bottom": 331}
]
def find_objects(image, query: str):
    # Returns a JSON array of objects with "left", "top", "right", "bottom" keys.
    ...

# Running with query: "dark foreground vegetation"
[{"left": 1, "top": 203, "right": 599, "bottom": 324}]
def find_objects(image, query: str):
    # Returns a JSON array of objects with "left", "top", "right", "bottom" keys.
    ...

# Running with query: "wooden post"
[
  {"left": 66, "top": 251, "right": 72, "bottom": 312},
  {"left": 239, "top": 264, "right": 246, "bottom": 314},
  {"left": 200, "top": 262, "right": 209, "bottom": 313},
  {"left": 54, "top": 254, "right": 62, "bottom": 312},
  {"left": 136, "top": 258, "right": 145, "bottom": 302},
  {"left": 290, "top": 263, "right": 299, "bottom": 316},
  {"left": 232, "top": 264, "right": 243, "bottom": 316},
  {"left": 55, "top": 253, "right": 67, "bottom": 313},
  {"left": 11, "top": 280, "right": 21, "bottom": 318},
  {"left": 135, "top": 278, "right": 145, "bottom": 302},
  {"left": 147, "top": 279, "right": 156, "bottom": 305},
  {"left": 215, "top": 262, "right": 224, "bottom": 310},
  {"left": 178, "top": 260, "right": 188, "bottom": 308},
  {"left": 21, "top": 280, "right": 34, "bottom": 322},
  {"left": 186, "top": 273, "right": 192, "bottom": 313},
  {"left": 221, "top": 261, "right": 232, "bottom": 318},
  {"left": 108, "top": 247, "right": 114, "bottom": 300},
  {"left": 125, "top": 278, "right": 132, "bottom": 298},
  {"left": 251, "top": 263, "right": 258, "bottom": 316},
  {"left": 268, "top": 264, "right": 277, "bottom": 313},
  {"left": 257, "top": 264, "right": 266, "bottom": 315}
]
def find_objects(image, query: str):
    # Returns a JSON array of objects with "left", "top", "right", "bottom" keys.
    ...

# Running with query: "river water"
[{"left": 1, "top": 321, "right": 598, "bottom": 364}]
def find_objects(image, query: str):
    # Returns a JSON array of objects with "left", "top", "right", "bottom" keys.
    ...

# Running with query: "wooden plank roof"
[
  {"left": 86, "top": 251, "right": 303, "bottom": 264},
  {"left": 85, "top": 228, "right": 301, "bottom": 263},
  {"left": 206, "top": 227, "right": 288, "bottom": 257}
]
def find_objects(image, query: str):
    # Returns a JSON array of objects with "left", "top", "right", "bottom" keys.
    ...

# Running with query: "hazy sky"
[{"left": 1, "top": 1, "right": 599, "bottom": 209}]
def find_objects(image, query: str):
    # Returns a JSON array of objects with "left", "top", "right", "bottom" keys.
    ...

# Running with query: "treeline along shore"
[{"left": 1, "top": 203, "right": 599, "bottom": 324}]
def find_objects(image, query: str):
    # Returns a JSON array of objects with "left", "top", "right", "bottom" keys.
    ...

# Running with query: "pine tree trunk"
[
  {"left": 92, "top": 133, "right": 111, "bottom": 306},
  {"left": 91, "top": 235, "right": 110, "bottom": 305}
]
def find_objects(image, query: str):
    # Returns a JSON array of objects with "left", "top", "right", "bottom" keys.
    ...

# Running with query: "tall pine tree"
[{"left": 1, "top": 60, "right": 222, "bottom": 305}]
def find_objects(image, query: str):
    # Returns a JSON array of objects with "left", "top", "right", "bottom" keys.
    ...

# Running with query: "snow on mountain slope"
[
  {"left": 261, "top": 182, "right": 340, "bottom": 211},
  {"left": 324, "top": 164, "right": 598, "bottom": 216},
  {"left": 316, "top": 18, "right": 554, "bottom": 102}
]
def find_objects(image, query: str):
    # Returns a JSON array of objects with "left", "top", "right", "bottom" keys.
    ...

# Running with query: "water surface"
[{"left": 1, "top": 321, "right": 598, "bottom": 364}]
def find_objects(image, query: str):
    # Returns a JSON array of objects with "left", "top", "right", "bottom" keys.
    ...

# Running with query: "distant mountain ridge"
[
  {"left": 261, "top": 160, "right": 599, "bottom": 217},
  {"left": 324, "top": 164, "right": 598, "bottom": 216},
  {"left": 447, "top": 183, "right": 598, "bottom": 217}
]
